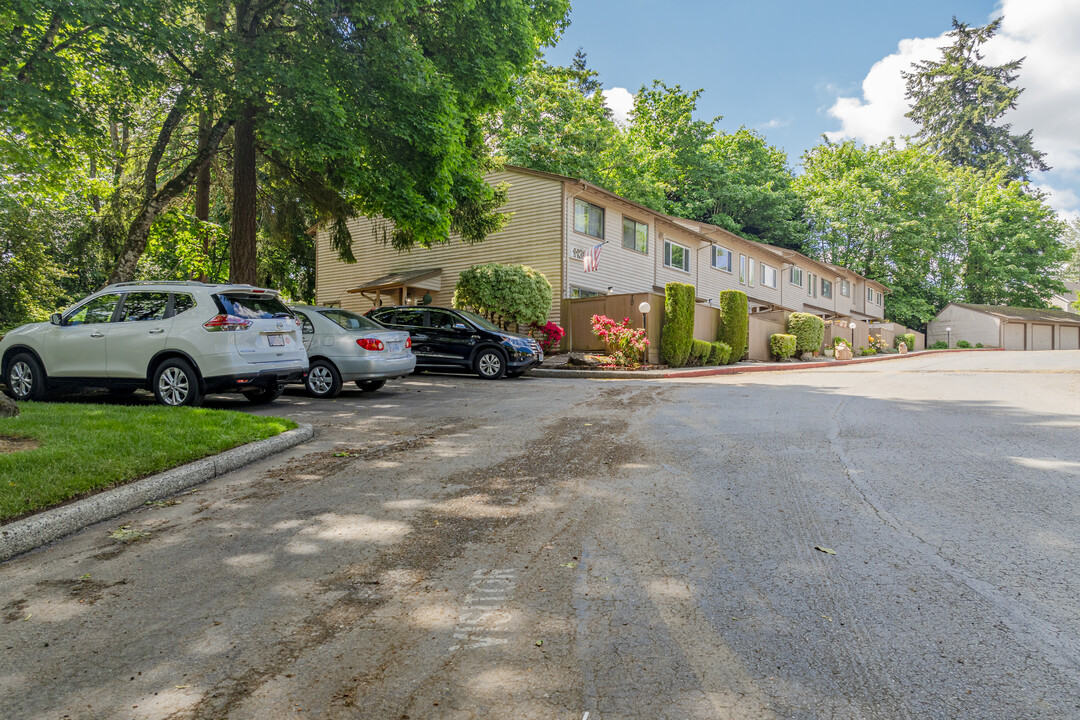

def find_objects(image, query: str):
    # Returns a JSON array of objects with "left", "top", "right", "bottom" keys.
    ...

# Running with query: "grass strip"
[{"left": 0, "top": 402, "right": 296, "bottom": 521}]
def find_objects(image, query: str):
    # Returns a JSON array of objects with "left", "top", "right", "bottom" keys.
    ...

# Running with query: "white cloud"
[
  {"left": 602, "top": 87, "right": 634, "bottom": 126},
  {"left": 761, "top": 118, "right": 791, "bottom": 130},
  {"left": 1034, "top": 182, "right": 1080, "bottom": 222},
  {"left": 827, "top": 0, "right": 1080, "bottom": 205}
]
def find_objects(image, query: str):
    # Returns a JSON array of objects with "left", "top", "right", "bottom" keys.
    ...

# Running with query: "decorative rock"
[
  {"left": 567, "top": 352, "right": 603, "bottom": 368},
  {"left": 834, "top": 345, "right": 853, "bottom": 361},
  {"left": 0, "top": 393, "right": 18, "bottom": 418},
  {"left": 898, "top": 341, "right": 908, "bottom": 354},
  {"left": 799, "top": 352, "right": 815, "bottom": 362}
]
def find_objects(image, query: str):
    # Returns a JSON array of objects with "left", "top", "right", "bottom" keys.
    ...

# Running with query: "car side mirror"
[
  {"left": 50, "top": 313, "right": 62, "bottom": 325},
  {"left": 453, "top": 323, "right": 468, "bottom": 330}
]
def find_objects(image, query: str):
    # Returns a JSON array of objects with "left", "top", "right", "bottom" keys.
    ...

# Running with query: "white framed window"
[
  {"left": 821, "top": 279, "right": 833, "bottom": 299},
  {"left": 622, "top": 217, "right": 647, "bottom": 253},
  {"left": 761, "top": 264, "right": 777, "bottom": 288},
  {"left": 739, "top": 254, "right": 747, "bottom": 284},
  {"left": 876, "top": 291, "right": 883, "bottom": 306},
  {"left": 748, "top": 257, "right": 755, "bottom": 287},
  {"left": 840, "top": 280, "right": 850, "bottom": 297},
  {"left": 570, "top": 286, "right": 602, "bottom": 298},
  {"left": 574, "top": 199, "right": 604, "bottom": 239},
  {"left": 867, "top": 286, "right": 874, "bottom": 302},
  {"left": 808, "top": 272, "right": 816, "bottom": 297},
  {"left": 790, "top": 267, "right": 803, "bottom": 287},
  {"left": 712, "top": 246, "right": 732, "bottom": 272},
  {"left": 664, "top": 240, "right": 690, "bottom": 272}
]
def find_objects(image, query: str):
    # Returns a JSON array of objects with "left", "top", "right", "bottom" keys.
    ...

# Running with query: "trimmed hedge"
[
  {"left": 787, "top": 312, "right": 825, "bottom": 353},
  {"left": 895, "top": 332, "right": 916, "bottom": 350},
  {"left": 770, "top": 333, "right": 797, "bottom": 360},
  {"left": 716, "top": 290, "right": 748, "bottom": 364},
  {"left": 708, "top": 341, "right": 732, "bottom": 366},
  {"left": 661, "top": 282, "right": 696, "bottom": 367},
  {"left": 687, "top": 339, "right": 712, "bottom": 366}
]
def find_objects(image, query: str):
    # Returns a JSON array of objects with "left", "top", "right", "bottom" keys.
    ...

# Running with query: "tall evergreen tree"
[{"left": 903, "top": 17, "right": 1048, "bottom": 182}]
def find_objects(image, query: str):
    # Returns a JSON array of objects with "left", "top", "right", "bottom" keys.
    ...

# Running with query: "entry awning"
[{"left": 347, "top": 268, "right": 442, "bottom": 294}]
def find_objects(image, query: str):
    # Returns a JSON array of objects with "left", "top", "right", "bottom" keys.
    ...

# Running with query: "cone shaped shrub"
[
  {"left": 661, "top": 282, "right": 695, "bottom": 367},
  {"left": 716, "top": 290, "right": 748, "bottom": 364}
]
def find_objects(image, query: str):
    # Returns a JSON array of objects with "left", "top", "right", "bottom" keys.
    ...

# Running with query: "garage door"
[
  {"left": 1032, "top": 324, "right": 1054, "bottom": 350},
  {"left": 1003, "top": 323, "right": 1026, "bottom": 350},
  {"left": 1061, "top": 326, "right": 1080, "bottom": 350}
]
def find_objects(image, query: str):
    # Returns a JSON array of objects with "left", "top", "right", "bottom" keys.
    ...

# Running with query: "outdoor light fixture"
[
  {"left": 607, "top": 286, "right": 614, "bottom": 295},
  {"left": 946, "top": 326, "right": 952, "bottom": 348},
  {"left": 638, "top": 301, "right": 651, "bottom": 364}
]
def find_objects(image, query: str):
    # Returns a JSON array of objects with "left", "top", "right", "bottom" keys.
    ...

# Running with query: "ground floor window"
[{"left": 571, "top": 286, "right": 602, "bottom": 298}]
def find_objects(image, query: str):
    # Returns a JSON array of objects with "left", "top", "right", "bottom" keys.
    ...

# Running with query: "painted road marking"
[{"left": 449, "top": 568, "right": 517, "bottom": 651}]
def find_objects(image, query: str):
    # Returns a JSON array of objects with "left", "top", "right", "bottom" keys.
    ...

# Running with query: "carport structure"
[{"left": 927, "top": 303, "right": 1080, "bottom": 350}]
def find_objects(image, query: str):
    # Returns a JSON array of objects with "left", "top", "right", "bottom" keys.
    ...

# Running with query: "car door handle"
[
  {"left": 148, "top": 328, "right": 165, "bottom": 334},
  {"left": 470, "top": 335, "right": 480, "bottom": 341},
  {"left": 90, "top": 331, "right": 105, "bottom": 338}
]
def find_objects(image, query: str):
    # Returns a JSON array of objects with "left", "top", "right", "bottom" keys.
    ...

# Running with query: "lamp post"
[
  {"left": 850, "top": 321, "right": 857, "bottom": 349},
  {"left": 946, "top": 326, "right": 952, "bottom": 348},
  {"left": 638, "top": 301, "right": 651, "bottom": 365}
]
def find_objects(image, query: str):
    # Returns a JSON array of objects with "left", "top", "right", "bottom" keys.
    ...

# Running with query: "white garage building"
[{"left": 927, "top": 303, "right": 1080, "bottom": 350}]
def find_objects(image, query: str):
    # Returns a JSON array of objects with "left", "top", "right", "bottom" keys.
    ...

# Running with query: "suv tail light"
[
  {"left": 357, "top": 338, "right": 384, "bottom": 351},
  {"left": 405, "top": 337, "right": 412, "bottom": 349},
  {"left": 203, "top": 314, "right": 253, "bottom": 332}
]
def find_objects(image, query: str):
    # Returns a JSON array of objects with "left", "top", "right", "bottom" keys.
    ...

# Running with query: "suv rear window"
[{"left": 214, "top": 294, "right": 293, "bottom": 319}]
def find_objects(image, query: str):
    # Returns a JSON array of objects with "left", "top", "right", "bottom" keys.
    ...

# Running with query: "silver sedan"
[{"left": 289, "top": 305, "right": 416, "bottom": 398}]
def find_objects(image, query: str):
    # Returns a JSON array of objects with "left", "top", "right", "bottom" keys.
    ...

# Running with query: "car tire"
[
  {"left": 243, "top": 384, "right": 284, "bottom": 405},
  {"left": 473, "top": 348, "right": 507, "bottom": 380},
  {"left": 5, "top": 352, "right": 48, "bottom": 401},
  {"left": 305, "top": 360, "right": 342, "bottom": 398},
  {"left": 152, "top": 358, "right": 204, "bottom": 407},
  {"left": 355, "top": 379, "right": 386, "bottom": 392}
]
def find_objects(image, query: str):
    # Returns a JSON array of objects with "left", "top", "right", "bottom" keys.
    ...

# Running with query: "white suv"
[{"left": 0, "top": 281, "right": 308, "bottom": 407}]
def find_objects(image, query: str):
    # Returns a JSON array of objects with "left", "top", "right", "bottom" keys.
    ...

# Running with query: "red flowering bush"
[
  {"left": 529, "top": 321, "right": 565, "bottom": 353},
  {"left": 590, "top": 314, "right": 649, "bottom": 367}
]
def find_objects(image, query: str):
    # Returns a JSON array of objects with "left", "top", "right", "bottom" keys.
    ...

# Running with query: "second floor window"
[
  {"left": 840, "top": 280, "right": 850, "bottom": 297},
  {"left": 622, "top": 217, "right": 648, "bottom": 253},
  {"left": 665, "top": 240, "right": 690, "bottom": 272},
  {"left": 867, "top": 287, "right": 874, "bottom": 302},
  {"left": 876, "top": 291, "right": 883, "bottom": 306},
  {"left": 712, "top": 246, "right": 732, "bottom": 272},
  {"left": 790, "top": 267, "right": 803, "bottom": 286},
  {"left": 748, "top": 257, "right": 755, "bottom": 287},
  {"left": 761, "top": 264, "right": 777, "bottom": 288},
  {"left": 822, "top": 279, "right": 833, "bottom": 299},
  {"left": 574, "top": 199, "right": 604, "bottom": 239}
]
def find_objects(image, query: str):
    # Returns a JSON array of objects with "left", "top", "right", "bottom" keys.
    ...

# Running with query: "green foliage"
[
  {"left": 687, "top": 339, "right": 713, "bottom": 366},
  {"left": 903, "top": 17, "right": 1047, "bottom": 181},
  {"left": 956, "top": 340, "right": 972, "bottom": 348},
  {"left": 660, "top": 282, "right": 696, "bottom": 367},
  {"left": 716, "top": 290, "right": 748, "bottom": 364},
  {"left": 787, "top": 312, "right": 825, "bottom": 353},
  {"left": 930, "top": 340, "right": 949, "bottom": 350},
  {"left": 896, "top": 333, "right": 917, "bottom": 350},
  {"left": 770, "top": 333, "right": 797, "bottom": 360},
  {"left": 452, "top": 263, "right": 553, "bottom": 328},
  {"left": 707, "top": 341, "right": 732, "bottom": 366},
  {"left": 975, "top": 343, "right": 984, "bottom": 348}
]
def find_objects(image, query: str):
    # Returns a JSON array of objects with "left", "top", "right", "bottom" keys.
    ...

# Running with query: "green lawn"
[{"left": 0, "top": 402, "right": 297, "bottom": 521}]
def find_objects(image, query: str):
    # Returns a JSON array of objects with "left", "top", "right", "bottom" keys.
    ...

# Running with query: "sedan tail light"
[
  {"left": 405, "top": 336, "right": 412, "bottom": 349},
  {"left": 357, "top": 338, "right": 384, "bottom": 351},
  {"left": 203, "top": 314, "right": 253, "bottom": 331}
]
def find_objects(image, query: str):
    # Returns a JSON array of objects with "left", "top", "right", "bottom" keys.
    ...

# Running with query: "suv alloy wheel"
[
  {"left": 152, "top": 358, "right": 205, "bottom": 407},
  {"left": 473, "top": 348, "right": 506, "bottom": 380},
  {"left": 6, "top": 352, "right": 48, "bottom": 401}
]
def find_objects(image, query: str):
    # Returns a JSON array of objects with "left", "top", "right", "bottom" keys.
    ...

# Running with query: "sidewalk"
[{"left": 528, "top": 347, "right": 1005, "bottom": 380}]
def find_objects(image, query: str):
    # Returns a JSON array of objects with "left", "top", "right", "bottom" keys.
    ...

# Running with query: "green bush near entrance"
[
  {"left": 708, "top": 341, "right": 732, "bottom": 366},
  {"left": 452, "top": 263, "right": 552, "bottom": 329},
  {"left": 716, "top": 290, "right": 748, "bottom": 364},
  {"left": 787, "top": 312, "right": 825, "bottom": 353},
  {"left": 687, "top": 339, "right": 712, "bottom": 366},
  {"left": 661, "top": 282, "right": 696, "bottom": 367},
  {"left": 770, "top": 333, "right": 797, "bottom": 360}
]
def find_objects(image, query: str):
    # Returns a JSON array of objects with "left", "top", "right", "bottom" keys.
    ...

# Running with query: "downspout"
[{"left": 563, "top": 181, "right": 588, "bottom": 352}]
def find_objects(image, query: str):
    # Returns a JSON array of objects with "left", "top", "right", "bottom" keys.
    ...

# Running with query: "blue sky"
[{"left": 545, "top": 0, "right": 1080, "bottom": 221}]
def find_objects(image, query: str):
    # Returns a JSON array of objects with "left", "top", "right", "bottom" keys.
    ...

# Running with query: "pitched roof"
[
  {"left": 951, "top": 303, "right": 1080, "bottom": 325},
  {"left": 347, "top": 268, "right": 442, "bottom": 293}
]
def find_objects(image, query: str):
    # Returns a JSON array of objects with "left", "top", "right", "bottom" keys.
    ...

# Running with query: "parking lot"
[{"left": 3, "top": 352, "right": 1080, "bottom": 719}]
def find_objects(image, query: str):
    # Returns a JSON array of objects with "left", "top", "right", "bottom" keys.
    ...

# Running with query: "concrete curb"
[
  {"left": 527, "top": 347, "right": 1007, "bottom": 380},
  {"left": 0, "top": 423, "right": 314, "bottom": 562}
]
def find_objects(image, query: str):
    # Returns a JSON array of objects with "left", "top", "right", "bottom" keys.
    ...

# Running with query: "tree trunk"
[
  {"left": 230, "top": 102, "right": 258, "bottom": 285},
  {"left": 195, "top": 109, "right": 212, "bottom": 282}
]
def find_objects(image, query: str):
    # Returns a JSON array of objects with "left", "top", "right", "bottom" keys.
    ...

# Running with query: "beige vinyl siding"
[
  {"left": 926, "top": 305, "right": 1000, "bottom": 347},
  {"left": 315, "top": 170, "right": 565, "bottom": 324},
  {"left": 697, "top": 242, "right": 782, "bottom": 308},
  {"left": 564, "top": 189, "right": 659, "bottom": 299}
]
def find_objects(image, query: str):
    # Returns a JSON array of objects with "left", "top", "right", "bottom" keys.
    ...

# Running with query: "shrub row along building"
[{"left": 313, "top": 166, "right": 888, "bottom": 351}]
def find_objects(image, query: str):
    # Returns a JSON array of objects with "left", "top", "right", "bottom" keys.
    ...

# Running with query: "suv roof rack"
[{"left": 102, "top": 281, "right": 259, "bottom": 290}]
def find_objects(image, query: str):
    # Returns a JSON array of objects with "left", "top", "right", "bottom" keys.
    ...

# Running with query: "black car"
[{"left": 364, "top": 306, "right": 543, "bottom": 379}]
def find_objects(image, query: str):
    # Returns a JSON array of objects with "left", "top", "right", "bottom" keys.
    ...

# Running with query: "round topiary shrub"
[
  {"left": 661, "top": 282, "right": 696, "bottom": 367},
  {"left": 453, "top": 263, "right": 552, "bottom": 329},
  {"left": 716, "top": 290, "right": 748, "bottom": 364},
  {"left": 770, "top": 333, "right": 797, "bottom": 360},
  {"left": 787, "top": 312, "right": 825, "bottom": 354}
]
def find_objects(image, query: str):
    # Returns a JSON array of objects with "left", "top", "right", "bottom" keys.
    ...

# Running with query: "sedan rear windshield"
[
  {"left": 215, "top": 294, "right": 293, "bottom": 319},
  {"left": 318, "top": 309, "right": 380, "bottom": 331}
]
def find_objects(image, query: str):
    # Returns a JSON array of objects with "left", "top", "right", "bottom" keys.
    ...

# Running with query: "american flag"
[{"left": 583, "top": 242, "right": 603, "bottom": 273}]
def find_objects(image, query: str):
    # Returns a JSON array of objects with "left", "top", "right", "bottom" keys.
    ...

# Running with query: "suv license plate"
[{"left": 268, "top": 334, "right": 285, "bottom": 347}]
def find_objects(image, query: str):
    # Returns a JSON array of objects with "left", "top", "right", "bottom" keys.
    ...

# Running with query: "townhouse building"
[{"left": 313, "top": 165, "right": 887, "bottom": 332}]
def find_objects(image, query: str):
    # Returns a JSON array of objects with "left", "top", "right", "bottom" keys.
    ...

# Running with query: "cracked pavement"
[{"left": 2, "top": 350, "right": 1080, "bottom": 719}]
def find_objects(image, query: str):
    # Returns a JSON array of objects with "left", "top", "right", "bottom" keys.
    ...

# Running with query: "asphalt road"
[{"left": 2, "top": 350, "right": 1080, "bottom": 719}]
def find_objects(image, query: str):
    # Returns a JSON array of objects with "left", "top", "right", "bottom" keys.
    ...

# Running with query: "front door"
[{"left": 44, "top": 293, "right": 121, "bottom": 377}]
